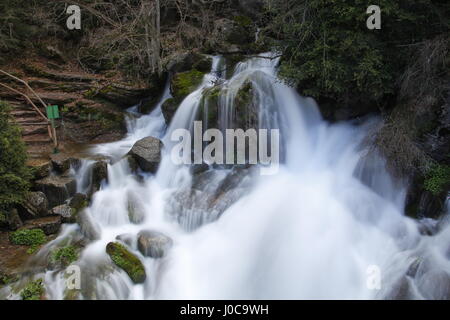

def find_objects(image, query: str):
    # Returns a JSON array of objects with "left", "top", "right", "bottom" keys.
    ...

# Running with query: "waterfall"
[{"left": 9, "top": 54, "right": 450, "bottom": 300}]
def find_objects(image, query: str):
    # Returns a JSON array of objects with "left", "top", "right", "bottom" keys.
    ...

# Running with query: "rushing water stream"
[{"left": 6, "top": 54, "right": 450, "bottom": 300}]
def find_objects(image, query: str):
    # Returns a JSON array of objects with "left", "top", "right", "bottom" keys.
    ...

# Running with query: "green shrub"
[
  {"left": 20, "top": 279, "right": 45, "bottom": 300},
  {"left": 424, "top": 164, "right": 450, "bottom": 195},
  {"left": 0, "top": 101, "right": 32, "bottom": 214},
  {"left": 9, "top": 229, "right": 46, "bottom": 246},
  {"left": 51, "top": 245, "right": 78, "bottom": 266}
]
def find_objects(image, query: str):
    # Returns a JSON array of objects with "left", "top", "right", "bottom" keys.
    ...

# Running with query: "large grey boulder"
[
  {"left": 128, "top": 137, "right": 163, "bottom": 173},
  {"left": 137, "top": 230, "right": 173, "bottom": 258},
  {"left": 20, "top": 191, "right": 49, "bottom": 219},
  {"left": 34, "top": 175, "right": 77, "bottom": 208}
]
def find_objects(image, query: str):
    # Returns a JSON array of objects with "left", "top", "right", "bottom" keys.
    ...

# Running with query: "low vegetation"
[
  {"left": 20, "top": 278, "right": 45, "bottom": 300},
  {"left": 9, "top": 228, "right": 46, "bottom": 246}
]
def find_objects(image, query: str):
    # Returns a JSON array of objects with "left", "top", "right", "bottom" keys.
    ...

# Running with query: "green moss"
[
  {"left": 51, "top": 245, "right": 78, "bottom": 266},
  {"left": 172, "top": 70, "right": 205, "bottom": 101},
  {"left": 9, "top": 229, "right": 46, "bottom": 246},
  {"left": 106, "top": 242, "right": 146, "bottom": 284},
  {"left": 20, "top": 279, "right": 45, "bottom": 300},
  {"left": 424, "top": 164, "right": 450, "bottom": 195}
]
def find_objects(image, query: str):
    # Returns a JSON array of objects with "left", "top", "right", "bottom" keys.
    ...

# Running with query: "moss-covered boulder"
[
  {"left": 198, "top": 86, "right": 221, "bottom": 129},
  {"left": 171, "top": 69, "right": 205, "bottom": 101},
  {"left": 233, "top": 80, "right": 258, "bottom": 130},
  {"left": 106, "top": 242, "right": 146, "bottom": 284}
]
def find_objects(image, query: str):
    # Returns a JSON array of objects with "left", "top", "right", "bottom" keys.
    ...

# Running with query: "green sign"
[{"left": 46, "top": 105, "right": 60, "bottom": 119}]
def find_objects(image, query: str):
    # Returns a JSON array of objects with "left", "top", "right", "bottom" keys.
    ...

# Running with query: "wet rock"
[
  {"left": 137, "top": 230, "right": 173, "bottom": 258},
  {"left": 417, "top": 270, "right": 450, "bottom": 300},
  {"left": 128, "top": 137, "right": 162, "bottom": 173},
  {"left": 384, "top": 276, "right": 416, "bottom": 300},
  {"left": 50, "top": 154, "right": 80, "bottom": 173},
  {"left": 51, "top": 204, "right": 76, "bottom": 224},
  {"left": 69, "top": 193, "right": 88, "bottom": 212},
  {"left": 34, "top": 175, "right": 77, "bottom": 208},
  {"left": 127, "top": 193, "right": 145, "bottom": 224},
  {"left": 23, "top": 215, "right": 62, "bottom": 235},
  {"left": 19, "top": 192, "right": 48, "bottom": 219},
  {"left": 90, "top": 161, "right": 108, "bottom": 194},
  {"left": 77, "top": 210, "right": 101, "bottom": 241},
  {"left": 125, "top": 155, "right": 138, "bottom": 174},
  {"left": 116, "top": 234, "right": 135, "bottom": 248},
  {"left": 106, "top": 242, "right": 146, "bottom": 284}
]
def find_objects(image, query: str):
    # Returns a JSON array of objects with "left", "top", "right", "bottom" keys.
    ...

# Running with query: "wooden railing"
[{"left": 0, "top": 70, "right": 58, "bottom": 149}]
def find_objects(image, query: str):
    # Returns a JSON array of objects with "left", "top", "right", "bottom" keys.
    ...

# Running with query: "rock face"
[
  {"left": 50, "top": 154, "right": 80, "bottom": 174},
  {"left": 166, "top": 52, "right": 212, "bottom": 74},
  {"left": 162, "top": 69, "right": 205, "bottom": 124},
  {"left": 28, "top": 160, "right": 51, "bottom": 179},
  {"left": 77, "top": 210, "right": 101, "bottom": 241},
  {"left": 20, "top": 192, "right": 49, "bottom": 219},
  {"left": 128, "top": 137, "right": 163, "bottom": 173},
  {"left": 137, "top": 230, "right": 173, "bottom": 258},
  {"left": 23, "top": 215, "right": 61, "bottom": 235},
  {"left": 106, "top": 242, "right": 146, "bottom": 284},
  {"left": 51, "top": 204, "right": 76, "bottom": 224},
  {"left": 34, "top": 175, "right": 77, "bottom": 208},
  {"left": 90, "top": 161, "right": 108, "bottom": 195},
  {"left": 69, "top": 193, "right": 88, "bottom": 212}
]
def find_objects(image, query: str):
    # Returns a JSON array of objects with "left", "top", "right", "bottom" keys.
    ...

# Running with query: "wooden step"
[
  {"left": 21, "top": 125, "right": 48, "bottom": 136},
  {"left": 23, "top": 134, "right": 52, "bottom": 145}
]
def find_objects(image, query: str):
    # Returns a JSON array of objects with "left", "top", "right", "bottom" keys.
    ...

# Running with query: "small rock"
[
  {"left": 128, "top": 137, "right": 162, "bottom": 173},
  {"left": 69, "top": 193, "right": 88, "bottom": 212},
  {"left": 137, "top": 230, "right": 173, "bottom": 258},
  {"left": 51, "top": 204, "right": 76, "bottom": 223},
  {"left": 23, "top": 215, "right": 62, "bottom": 235},
  {"left": 50, "top": 154, "right": 80, "bottom": 173},
  {"left": 106, "top": 242, "right": 146, "bottom": 284},
  {"left": 116, "top": 234, "right": 135, "bottom": 247},
  {"left": 34, "top": 175, "right": 77, "bottom": 208}
]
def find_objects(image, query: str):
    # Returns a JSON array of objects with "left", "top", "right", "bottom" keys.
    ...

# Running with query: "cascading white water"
[{"left": 10, "top": 54, "right": 450, "bottom": 300}]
